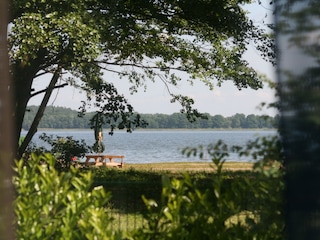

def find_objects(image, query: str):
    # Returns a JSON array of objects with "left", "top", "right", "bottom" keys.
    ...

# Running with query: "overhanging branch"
[
  {"left": 96, "top": 60, "right": 184, "bottom": 72},
  {"left": 30, "top": 83, "right": 68, "bottom": 98}
]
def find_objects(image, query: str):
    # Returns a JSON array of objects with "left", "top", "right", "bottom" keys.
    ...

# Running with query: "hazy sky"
[{"left": 28, "top": 2, "right": 277, "bottom": 117}]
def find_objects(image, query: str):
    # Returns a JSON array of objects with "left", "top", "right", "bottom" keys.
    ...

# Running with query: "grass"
[
  {"left": 124, "top": 161, "right": 254, "bottom": 172},
  {"left": 108, "top": 210, "right": 145, "bottom": 235},
  {"left": 225, "top": 210, "right": 259, "bottom": 228}
]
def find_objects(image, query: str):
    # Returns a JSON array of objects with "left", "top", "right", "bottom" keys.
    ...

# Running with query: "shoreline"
[
  {"left": 124, "top": 161, "right": 254, "bottom": 172},
  {"left": 23, "top": 128, "right": 277, "bottom": 132}
]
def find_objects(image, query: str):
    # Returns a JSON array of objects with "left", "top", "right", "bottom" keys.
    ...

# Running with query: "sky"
[{"left": 28, "top": 1, "right": 277, "bottom": 117}]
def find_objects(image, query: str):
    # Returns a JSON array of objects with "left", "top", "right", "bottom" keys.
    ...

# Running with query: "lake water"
[{"left": 23, "top": 129, "right": 276, "bottom": 163}]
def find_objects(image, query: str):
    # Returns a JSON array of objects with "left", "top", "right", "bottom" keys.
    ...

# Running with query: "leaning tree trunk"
[
  {"left": 18, "top": 67, "right": 62, "bottom": 158},
  {"left": 276, "top": 1, "right": 320, "bottom": 239},
  {"left": 12, "top": 49, "right": 47, "bottom": 156}
]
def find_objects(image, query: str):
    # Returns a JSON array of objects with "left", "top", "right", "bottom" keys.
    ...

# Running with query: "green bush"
[
  {"left": 13, "top": 153, "right": 121, "bottom": 239},
  {"left": 133, "top": 141, "right": 284, "bottom": 240},
  {"left": 14, "top": 138, "right": 284, "bottom": 239},
  {"left": 39, "top": 133, "right": 92, "bottom": 169}
]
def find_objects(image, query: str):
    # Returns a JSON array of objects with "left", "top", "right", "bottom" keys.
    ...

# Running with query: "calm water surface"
[{"left": 23, "top": 129, "right": 276, "bottom": 163}]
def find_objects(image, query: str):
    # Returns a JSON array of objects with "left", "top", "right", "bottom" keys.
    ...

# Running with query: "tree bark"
[
  {"left": 13, "top": 65, "right": 35, "bottom": 152},
  {"left": 0, "top": 0, "right": 15, "bottom": 238}
]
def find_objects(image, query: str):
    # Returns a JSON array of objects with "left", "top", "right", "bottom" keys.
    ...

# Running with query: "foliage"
[
  {"left": 80, "top": 85, "right": 148, "bottom": 135},
  {"left": 233, "top": 135, "right": 283, "bottom": 166},
  {"left": 133, "top": 140, "right": 284, "bottom": 239},
  {"left": 23, "top": 106, "right": 279, "bottom": 130},
  {"left": 22, "top": 106, "right": 94, "bottom": 129},
  {"left": 14, "top": 136, "right": 284, "bottom": 238},
  {"left": 38, "top": 133, "right": 92, "bottom": 169},
  {"left": 13, "top": 153, "right": 121, "bottom": 239},
  {"left": 92, "top": 167, "right": 164, "bottom": 183},
  {"left": 9, "top": 0, "right": 275, "bottom": 156}
]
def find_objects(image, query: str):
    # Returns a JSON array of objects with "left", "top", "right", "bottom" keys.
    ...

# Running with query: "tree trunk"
[
  {"left": 13, "top": 65, "right": 34, "bottom": 154},
  {"left": 276, "top": 1, "right": 320, "bottom": 239},
  {"left": 18, "top": 67, "right": 62, "bottom": 158},
  {"left": 12, "top": 49, "right": 47, "bottom": 158},
  {"left": 0, "top": 0, "right": 15, "bottom": 238}
]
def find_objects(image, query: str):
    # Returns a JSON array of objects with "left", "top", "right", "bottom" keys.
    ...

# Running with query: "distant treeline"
[{"left": 23, "top": 106, "right": 278, "bottom": 130}]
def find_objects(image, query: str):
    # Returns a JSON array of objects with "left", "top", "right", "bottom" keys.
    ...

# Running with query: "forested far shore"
[{"left": 23, "top": 106, "right": 279, "bottom": 130}]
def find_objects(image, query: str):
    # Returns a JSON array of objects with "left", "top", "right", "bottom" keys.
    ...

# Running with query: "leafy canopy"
[
  {"left": 10, "top": 0, "right": 273, "bottom": 88},
  {"left": 9, "top": 0, "right": 274, "bottom": 154}
]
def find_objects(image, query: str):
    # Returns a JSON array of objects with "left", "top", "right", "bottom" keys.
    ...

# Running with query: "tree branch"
[
  {"left": 30, "top": 83, "right": 68, "bottom": 98},
  {"left": 96, "top": 60, "right": 184, "bottom": 72}
]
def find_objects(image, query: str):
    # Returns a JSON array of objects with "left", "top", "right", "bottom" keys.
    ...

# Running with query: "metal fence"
[{"left": 93, "top": 173, "right": 267, "bottom": 234}]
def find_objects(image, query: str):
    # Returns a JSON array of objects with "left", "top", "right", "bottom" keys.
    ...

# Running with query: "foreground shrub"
[
  {"left": 14, "top": 138, "right": 284, "bottom": 239},
  {"left": 133, "top": 141, "right": 284, "bottom": 240},
  {"left": 14, "top": 153, "right": 121, "bottom": 239}
]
